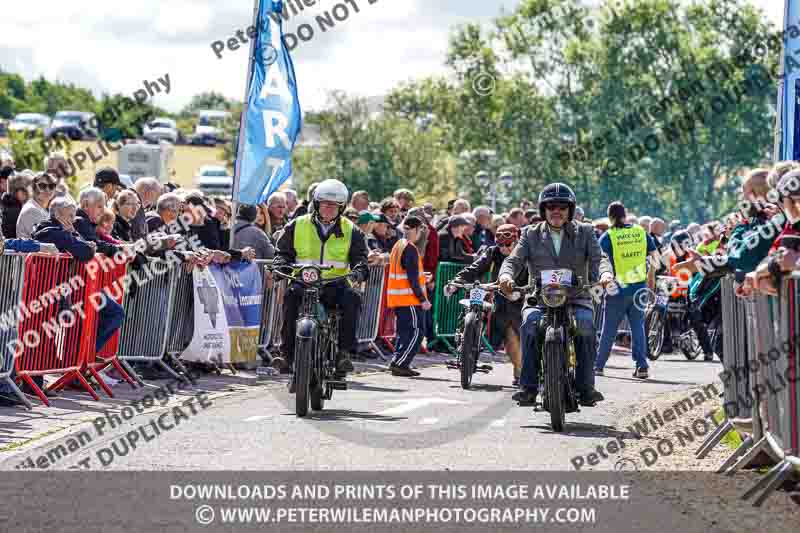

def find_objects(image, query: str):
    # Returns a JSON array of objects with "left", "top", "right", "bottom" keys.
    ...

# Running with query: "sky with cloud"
[{"left": 0, "top": 0, "right": 783, "bottom": 113}]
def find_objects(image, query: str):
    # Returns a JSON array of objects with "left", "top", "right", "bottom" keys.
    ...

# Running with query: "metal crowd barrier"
[
  {"left": 696, "top": 275, "right": 800, "bottom": 506},
  {"left": 0, "top": 252, "right": 31, "bottom": 408},
  {"left": 355, "top": 264, "right": 389, "bottom": 359},
  {"left": 165, "top": 266, "right": 195, "bottom": 360},
  {"left": 117, "top": 257, "right": 192, "bottom": 382}
]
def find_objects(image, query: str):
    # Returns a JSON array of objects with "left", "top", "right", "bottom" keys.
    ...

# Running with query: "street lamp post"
[{"left": 476, "top": 169, "right": 513, "bottom": 212}]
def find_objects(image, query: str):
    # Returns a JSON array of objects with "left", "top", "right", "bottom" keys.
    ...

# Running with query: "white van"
[
  {"left": 117, "top": 142, "right": 174, "bottom": 183},
  {"left": 192, "top": 110, "right": 230, "bottom": 146}
]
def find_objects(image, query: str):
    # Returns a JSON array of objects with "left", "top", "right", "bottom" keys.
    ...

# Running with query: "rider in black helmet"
[{"left": 499, "top": 182, "right": 614, "bottom": 406}]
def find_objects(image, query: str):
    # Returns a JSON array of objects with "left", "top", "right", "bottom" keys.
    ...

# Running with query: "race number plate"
[
  {"left": 470, "top": 288, "right": 487, "bottom": 305},
  {"left": 656, "top": 295, "right": 668, "bottom": 306},
  {"left": 540, "top": 269, "right": 573, "bottom": 285}
]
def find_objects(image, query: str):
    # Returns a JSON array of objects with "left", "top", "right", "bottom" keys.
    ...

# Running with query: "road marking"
[
  {"left": 490, "top": 418, "right": 506, "bottom": 428},
  {"left": 419, "top": 417, "right": 439, "bottom": 425},
  {"left": 244, "top": 415, "right": 270, "bottom": 422},
  {"left": 377, "top": 398, "right": 467, "bottom": 416}
]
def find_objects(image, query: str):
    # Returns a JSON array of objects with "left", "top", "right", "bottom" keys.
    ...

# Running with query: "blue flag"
[{"left": 234, "top": 0, "right": 302, "bottom": 205}]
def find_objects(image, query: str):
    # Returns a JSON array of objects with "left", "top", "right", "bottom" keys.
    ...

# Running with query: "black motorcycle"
[
  {"left": 513, "top": 271, "right": 593, "bottom": 432},
  {"left": 645, "top": 276, "right": 721, "bottom": 361},
  {"left": 272, "top": 264, "right": 349, "bottom": 417},
  {"left": 445, "top": 281, "right": 524, "bottom": 389}
]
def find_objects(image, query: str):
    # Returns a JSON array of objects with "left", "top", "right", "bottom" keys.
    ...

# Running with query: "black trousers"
[{"left": 281, "top": 281, "right": 362, "bottom": 366}]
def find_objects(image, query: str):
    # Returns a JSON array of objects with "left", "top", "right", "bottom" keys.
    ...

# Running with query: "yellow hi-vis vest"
[
  {"left": 608, "top": 225, "right": 648, "bottom": 284},
  {"left": 293, "top": 215, "right": 353, "bottom": 279},
  {"left": 387, "top": 239, "right": 426, "bottom": 308}
]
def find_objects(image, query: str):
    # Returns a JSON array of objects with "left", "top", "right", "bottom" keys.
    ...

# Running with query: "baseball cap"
[
  {"left": 402, "top": 215, "right": 424, "bottom": 229},
  {"left": 373, "top": 213, "right": 391, "bottom": 225},
  {"left": 448, "top": 215, "right": 469, "bottom": 229},
  {"left": 357, "top": 211, "right": 380, "bottom": 225},
  {"left": 94, "top": 167, "right": 122, "bottom": 187}
]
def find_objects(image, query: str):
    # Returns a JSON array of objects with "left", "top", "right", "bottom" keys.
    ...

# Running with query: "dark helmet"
[{"left": 538, "top": 182, "right": 577, "bottom": 221}]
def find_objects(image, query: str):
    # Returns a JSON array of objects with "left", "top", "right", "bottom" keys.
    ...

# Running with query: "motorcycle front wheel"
[
  {"left": 544, "top": 339, "right": 566, "bottom": 432},
  {"left": 295, "top": 338, "right": 313, "bottom": 417},
  {"left": 645, "top": 309, "right": 665, "bottom": 360},
  {"left": 460, "top": 311, "right": 480, "bottom": 389}
]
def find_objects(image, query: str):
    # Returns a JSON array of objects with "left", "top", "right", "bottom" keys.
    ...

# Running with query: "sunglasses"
[
  {"left": 545, "top": 203, "right": 570, "bottom": 211},
  {"left": 496, "top": 230, "right": 517, "bottom": 240},
  {"left": 35, "top": 182, "right": 57, "bottom": 191}
]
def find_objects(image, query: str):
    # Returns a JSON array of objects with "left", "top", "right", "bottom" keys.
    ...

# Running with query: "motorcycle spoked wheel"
[
  {"left": 544, "top": 341, "right": 566, "bottom": 432},
  {"left": 460, "top": 311, "right": 480, "bottom": 389},
  {"left": 645, "top": 309, "right": 665, "bottom": 360},
  {"left": 294, "top": 337, "right": 313, "bottom": 417}
]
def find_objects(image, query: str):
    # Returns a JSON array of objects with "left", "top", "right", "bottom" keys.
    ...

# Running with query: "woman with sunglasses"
[
  {"left": 16, "top": 172, "right": 58, "bottom": 239},
  {"left": 445, "top": 224, "right": 527, "bottom": 386}
]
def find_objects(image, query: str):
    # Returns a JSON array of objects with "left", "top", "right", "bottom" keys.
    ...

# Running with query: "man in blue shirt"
[{"left": 594, "top": 202, "right": 658, "bottom": 379}]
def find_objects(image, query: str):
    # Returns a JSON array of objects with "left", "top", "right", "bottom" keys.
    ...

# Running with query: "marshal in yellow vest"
[
  {"left": 608, "top": 225, "right": 647, "bottom": 284},
  {"left": 293, "top": 214, "right": 353, "bottom": 279}
]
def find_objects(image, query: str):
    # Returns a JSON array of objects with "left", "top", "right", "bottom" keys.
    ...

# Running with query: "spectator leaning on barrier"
[
  {"left": 32, "top": 197, "right": 125, "bottom": 352},
  {"left": 75, "top": 187, "right": 120, "bottom": 257},
  {"left": 232, "top": 204, "right": 274, "bottom": 260},
  {"left": 112, "top": 190, "right": 141, "bottom": 243},
  {"left": 96, "top": 208, "right": 122, "bottom": 245},
  {"left": 386, "top": 215, "right": 430, "bottom": 377},
  {"left": 17, "top": 172, "right": 57, "bottom": 239},
  {"left": 1, "top": 169, "right": 30, "bottom": 239},
  {"left": 370, "top": 213, "right": 398, "bottom": 254},
  {"left": 438, "top": 215, "right": 474, "bottom": 265},
  {"left": 461, "top": 214, "right": 477, "bottom": 254},
  {"left": 472, "top": 205, "right": 495, "bottom": 251},
  {"left": 132, "top": 177, "right": 162, "bottom": 241},
  {"left": 254, "top": 203, "right": 271, "bottom": 237},
  {"left": 594, "top": 201, "right": 658, "bottom": 379}
]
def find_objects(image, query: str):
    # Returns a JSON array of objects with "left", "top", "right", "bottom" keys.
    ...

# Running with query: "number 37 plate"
[{"left": 540, "top": 269, "right": 573, "bottom": 285}]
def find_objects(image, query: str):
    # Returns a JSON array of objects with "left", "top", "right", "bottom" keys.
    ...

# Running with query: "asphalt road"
[{"left": 1, "top": 350, "right": 722, "bottom": 471}]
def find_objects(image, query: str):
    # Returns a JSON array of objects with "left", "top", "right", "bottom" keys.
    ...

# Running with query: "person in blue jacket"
[{"left": 32, "top": 197, "right": 125, "bottom": 353}]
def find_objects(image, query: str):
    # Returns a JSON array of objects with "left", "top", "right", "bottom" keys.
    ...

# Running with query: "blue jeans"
[
  {"left": 595, "top": 292, "right": 648, "bottom": 370},
  {"left": 520, "top": 305, "right": 596, "bottom": 395},
  {"left": 96, "top": 293, "right": 125, "bottom": 352}
]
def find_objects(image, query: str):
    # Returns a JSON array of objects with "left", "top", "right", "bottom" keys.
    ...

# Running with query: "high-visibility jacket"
[
  {"left": 670, "top": 255, "right": 689, "bottom": 298},
  {"left": 387, "top": 239, "right": 426, "bottom": 308},
  {"left": 608, "top": 225, "right": 648, "bottom": 284},
  {"left": 293, "top": 215, "right": 353, "bottom": 279}
]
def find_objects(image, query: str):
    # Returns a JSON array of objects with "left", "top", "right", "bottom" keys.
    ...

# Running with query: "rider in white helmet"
[{"left": 272, "top": 179, "right": 370, "bottom": 385}]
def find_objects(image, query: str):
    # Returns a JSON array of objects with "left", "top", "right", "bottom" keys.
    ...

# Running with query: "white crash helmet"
[{"left": 312, "top": 179, "right": 349, "bottom": 217}]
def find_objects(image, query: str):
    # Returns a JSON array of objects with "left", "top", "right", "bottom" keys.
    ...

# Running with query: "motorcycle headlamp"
[{"left": 541, "top": 284, "right": 569, "bottom": 308}]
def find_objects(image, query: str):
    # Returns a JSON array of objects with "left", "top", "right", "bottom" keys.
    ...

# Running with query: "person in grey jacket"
[
  {"left": 498, "top": 183, "right": 614, "bottom": 407},
  {"left": 232, "top": 204, "right": 275, "bottom": 260}
]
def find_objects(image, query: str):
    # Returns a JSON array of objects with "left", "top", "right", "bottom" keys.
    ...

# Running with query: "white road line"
[
  {"left": 244, "top": 415, "right": 270, "bottom": 422},
  {"left": 377, "top": 398, "right": 467, "bottom": 416},
  {"left": 490, "top": 418, "right": 506, "bottom": 428},
  {"left": 419, "top": 418, "right": 439, "bottom": 425}
]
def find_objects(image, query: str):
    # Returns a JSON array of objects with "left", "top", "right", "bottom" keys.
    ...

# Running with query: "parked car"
[
  {"left": 119, "top": 174, "right": 134, "bottom": 188},
  {"left": 46, "top": 110, "right": 98, "bottom": 140},
  {"left": 143, "top": 117, "right": 178, "bottom": 144},
  {"left": 8, "top": 113, "right": 51, "bottom": 135},
  {"left": 190, "top": 110, "right": 229, "bottom": 146},
  {"left": 195, "top": 165, "right": 233, "bottom": 197}
]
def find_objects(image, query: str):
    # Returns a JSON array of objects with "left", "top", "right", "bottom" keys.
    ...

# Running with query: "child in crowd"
[{"left": 97, "top": 208, "right": 122, "bottom": 244}]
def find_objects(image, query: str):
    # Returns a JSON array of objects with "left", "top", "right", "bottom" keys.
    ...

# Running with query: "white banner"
[{"left": 180, "top": 266, "right": 232, "bottom": 364}]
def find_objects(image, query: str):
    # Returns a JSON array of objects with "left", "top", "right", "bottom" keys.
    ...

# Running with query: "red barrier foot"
[
  {"left": 20, "top": 375, "right": 49, "bottom": 407},
  {"left": 87, "top": 367, "right": 114, "bottom": 398}
]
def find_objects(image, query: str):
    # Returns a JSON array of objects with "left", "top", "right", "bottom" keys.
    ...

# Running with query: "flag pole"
[{"left": 230, "top": 0, "right": 263, "bottom": 250}]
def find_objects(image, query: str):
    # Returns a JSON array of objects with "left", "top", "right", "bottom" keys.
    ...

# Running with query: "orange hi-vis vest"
[
  {"left": 670, "top": 255, "right": 689, "bottom": 298},
  {"left": 387, "top": 239, "right": 426, "bottom": 308}
]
